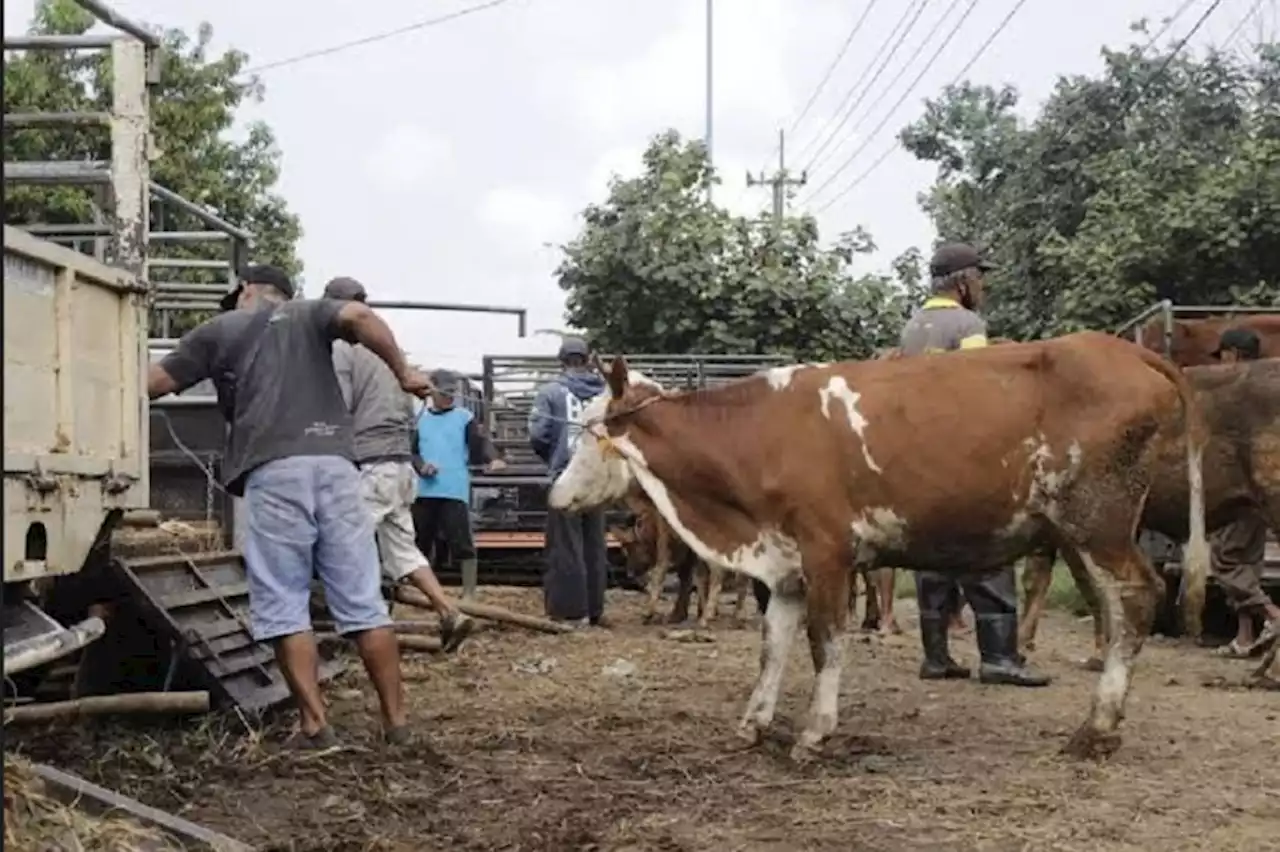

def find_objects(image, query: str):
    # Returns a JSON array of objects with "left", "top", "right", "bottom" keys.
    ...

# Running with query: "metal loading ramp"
[{"left": 110, "top": 550, "right": 342, "bottom": 713}]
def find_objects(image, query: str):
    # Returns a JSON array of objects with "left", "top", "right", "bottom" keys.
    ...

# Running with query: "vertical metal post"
[
  {"left": 106, "top": 38, "right": 149, "bottom": 281},
  {"left": 705, "top": 0, "right": 714, "bottom": 202}
]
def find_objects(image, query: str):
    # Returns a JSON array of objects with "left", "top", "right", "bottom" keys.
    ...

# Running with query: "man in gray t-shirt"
[
  {"left": 148, "top": 264, "right": 431, "bottom": 748},
  {"left": 899, "top": 244, "right": 1050, "bottom": 689}
]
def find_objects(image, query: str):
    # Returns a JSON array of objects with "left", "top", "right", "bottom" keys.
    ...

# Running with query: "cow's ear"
[{"left": 607, "top": 356, "right": 629, "bottom": 399}]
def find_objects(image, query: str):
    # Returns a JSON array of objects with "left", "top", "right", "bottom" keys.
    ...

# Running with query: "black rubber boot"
[
  {"left": 976, "top": 614, "right": 1051, "bottom": 687},
  {"left": 919, "top": 613, "right": 971, "bottom": 680}
]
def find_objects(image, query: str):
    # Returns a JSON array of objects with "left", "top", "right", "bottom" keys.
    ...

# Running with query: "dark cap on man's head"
[
  {"left": 1213, "top": 327, "right": 1262, "bottom": 359},
  {"left": 429, "top": 368, "right": 462, "bottom": 395},
  {"left": 929, "top": 243, "right": 996, "bottom": 278},
  {"left": 323, "top": 276, "right": 368, "bottom": 302},
  {"left": 557, "top": 337, "right": 591, "bottom": 361},
  {"left": 220, "top": 264, "right": 296, "bottom": 311}
]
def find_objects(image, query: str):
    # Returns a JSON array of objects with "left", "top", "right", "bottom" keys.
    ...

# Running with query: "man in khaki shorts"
[{"left": 326, "top": 276, "right": 473, "bottom": 652}]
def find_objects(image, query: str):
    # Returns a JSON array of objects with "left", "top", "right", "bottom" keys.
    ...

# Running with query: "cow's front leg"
[
  {"left": 731, "top": 575, "right": 750, "bottom": 627},
  {"left": 642, "top": 528, "right": 673, "bottom": 624},
  {"left": 738, "top": 571, "right": 804, "bottom": 746},
  {"left": 669, "top": 561, "right": 694, "bottom": 624},
  {"left": 873, "top": 568, "right": 901, "bottom": 636},
  {"left": 793, "top": 563, "right": 851, "bottom": 762},
  {"left": 1018, "top": 551, "right": 1056, "bottom": 653},
  {"left": 697, "top": 563, "right": 726, "bottom": 629}
]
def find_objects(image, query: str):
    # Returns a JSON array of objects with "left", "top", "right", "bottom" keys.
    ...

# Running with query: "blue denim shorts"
[{"left": 241, "top": 455, "right": 391, "bottom": 641}]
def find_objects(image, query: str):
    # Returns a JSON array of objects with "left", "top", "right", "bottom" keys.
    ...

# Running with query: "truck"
[
  {"left": 462, "top": 353, "right": 790, "bottom": 587},
  {"left": 3, "top": 225, "right": 150, "bottom": 675}
]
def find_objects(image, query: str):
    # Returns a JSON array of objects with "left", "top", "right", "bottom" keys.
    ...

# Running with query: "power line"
[
  {"left": 805, "top": 0, "right": 991, "bottom": 210},
  {"left": 814, "top": 0, "right": 1227, "bottom": 219},
  {"left": 1222, "top": 0, "right": 1266, "bottom": 47},
  {"left": 808, "top": 0, "right": 1204, "bottom": 209},
  {"left": 783, "top": 0, "right": 884, "bottom": 143},
  {"left": 791, "top": 0, "right": 934, "bottom": 172},
  {"left": 821, "top": 0, "right": 971, "bottom": 174},
  {"left": 241, "top": 0, "right": 516, "bottom": 76}
]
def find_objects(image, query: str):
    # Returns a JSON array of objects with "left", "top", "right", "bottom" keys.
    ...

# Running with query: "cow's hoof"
[
  {"left": 666, "top": 612, "right": 689, "bottom": 625},
  {"left": 1061, "top": 726, "right": 1122, "bottom": 760},
  {"left": 736, "top": 722, "right": 764, "bottom": 746},
  {"left": 788, "top": 740, "right": 820, "bottom": 763},
  {"left": 1079, "top": 656, "right": 1105, "bottom": 673},
  {"left": 860, "top": 620, "right": 879, "bottom": 634},
  {"left": 1022, "top": 640, "right": 1037, "bottom": 653},
  {"left": 642, "top": 612, "right": 661, "bottom": 625}
]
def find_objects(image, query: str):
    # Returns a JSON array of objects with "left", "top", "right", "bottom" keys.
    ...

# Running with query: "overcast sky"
[{"left": 4, "top": 0, "right": 1267, "bottom": 372}]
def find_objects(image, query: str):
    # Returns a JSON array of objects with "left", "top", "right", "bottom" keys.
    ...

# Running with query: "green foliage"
[
  {"left": 900, "top": 33, "right": 1280, "bottom": 339},
  {"left": 557, "top": 130, "right": 919, "bottom": 361},
  {"left": 3, "top": 0, "right": 302, "bottom": 334}
]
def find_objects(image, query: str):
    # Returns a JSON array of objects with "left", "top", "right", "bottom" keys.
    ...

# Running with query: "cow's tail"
[{"left": 1137, "top": 347, "right": 1210, "bottom": 639}]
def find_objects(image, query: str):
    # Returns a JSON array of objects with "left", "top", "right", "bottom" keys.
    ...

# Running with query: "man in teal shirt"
[{"left": 411, "top": 369, "right": 505, "bottom": 600}]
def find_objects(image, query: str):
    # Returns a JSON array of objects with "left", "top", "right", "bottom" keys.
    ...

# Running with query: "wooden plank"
[
  {"left": 27, "top": 762, "right": 253, "bottom": 852},
  {"left": 159, "top": 583, "right": 250, "bottom": 610}
]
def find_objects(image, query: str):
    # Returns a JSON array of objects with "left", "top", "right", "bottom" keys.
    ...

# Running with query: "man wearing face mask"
[{"left": 898, "top": 244, "right": 1051, "bottom": 688}]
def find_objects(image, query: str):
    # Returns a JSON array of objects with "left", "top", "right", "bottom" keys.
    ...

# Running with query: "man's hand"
[
  {"left": 416, "top": 461, "right": 439, "bottom": 478},
  {"left": 398, "top": 366, "right": 433, "bottom": 398},
  {"left": 486, "top": 458, "right": 508, "bottom": 473}
]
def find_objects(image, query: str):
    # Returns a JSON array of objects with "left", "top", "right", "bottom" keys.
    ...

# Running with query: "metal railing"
[
  {"left": 1116, "top": 299, "right": 1280, "bottom": 356},
  {"left": 3, "top": 0, "right": 254, "bottom": 335}
]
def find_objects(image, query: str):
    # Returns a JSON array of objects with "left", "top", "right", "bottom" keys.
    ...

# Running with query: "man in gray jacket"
[
  {"left": 529, "top": 338, "right": 608, "bottom": 626},
  {"left": 326, "top": 277, "right": 473, "bottom": 652}
]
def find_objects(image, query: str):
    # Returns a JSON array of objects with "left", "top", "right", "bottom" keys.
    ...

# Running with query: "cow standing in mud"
[
  {"left": 1021, "top": 355, "right": 1280, "bottom": 681},
  {"left": 548, "top": 332, "right": 1209, "bottom": 762}
]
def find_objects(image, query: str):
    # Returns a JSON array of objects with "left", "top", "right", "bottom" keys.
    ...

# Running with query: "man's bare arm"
[
  {"left": 148, "top": 363, "right": 180, "bottom": 400},
  {"left": 334, "top": 302, "right": 420, "bottom": 390}
]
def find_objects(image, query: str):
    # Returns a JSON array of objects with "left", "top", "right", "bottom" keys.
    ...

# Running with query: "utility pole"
[
  {"left": 746, "top": 129, "right": 808, "bottom": 224},
  {"left": 705, "top": 0, "right": 714, "bottom": 203}
]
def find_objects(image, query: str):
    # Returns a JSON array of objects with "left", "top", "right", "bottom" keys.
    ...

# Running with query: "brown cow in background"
[{"left": 1137, "top": 314, "right": 1280, "bottom": 365}]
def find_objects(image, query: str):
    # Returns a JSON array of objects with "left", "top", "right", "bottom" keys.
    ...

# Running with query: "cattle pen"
[{"left": 7, "top": 587, "right": 1279, "bottom": 851}]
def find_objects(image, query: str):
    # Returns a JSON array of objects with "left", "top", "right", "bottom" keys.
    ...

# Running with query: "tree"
[
  {"left": 899, "top": 31, "right": 1280, "bottom": 339},
  {"left": 3, "top": 0, "right": 303, "bottom": 332},
  {"left": 557, "top": 130, "right": 915, "bottom": 361}
]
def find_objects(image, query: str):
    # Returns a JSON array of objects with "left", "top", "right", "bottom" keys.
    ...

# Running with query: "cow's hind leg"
[
  {"left": 1062, "top": 542, "right": 1161, "bottom": 759},
  {"left": 642, "top": 532, "right": 673, "bottom": 624},
  {"left": 793, "top": 564, "right": 852, "bottom": 761},
  {"left": 738, "top": 572, "right": 805, "bottom": 746}
]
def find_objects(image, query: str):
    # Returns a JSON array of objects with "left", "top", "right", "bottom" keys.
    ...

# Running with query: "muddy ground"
[{"left": 10, "top": 588, "right": 1280, "bottom": 852}]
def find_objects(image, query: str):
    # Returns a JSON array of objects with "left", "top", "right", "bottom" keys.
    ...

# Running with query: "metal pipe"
[
  {"left": 149, "top": 182, "right": 254, "bottom": 242},
  {"left": 367, "top": 300, "right": 529, "bottom": 338},
  {"left": 151, "top": 283, "right": 229, "bottom": 294},
  {"left": 20, "top": 223, "right": 110, "bottom": 237},
  {"left": 145, "top": 257, "right": 229, "bottom": 269},
  {"left": 3, "top": 34, "right": 116, "bottom": 50},
  {"left": 149, "top": 230, "right": 230, "bottom": 242},
  {"left": 151, "top": 301, "right": 223, "bottom": 311},
  {"left": 3, "top": 161, "right": 110, "bottom": 184},
  {"left": 3, "top": 111, "right": 111, "bottom": 127},
  {"left": 71, "top": 0, "right": 161, "bottom": 48}
]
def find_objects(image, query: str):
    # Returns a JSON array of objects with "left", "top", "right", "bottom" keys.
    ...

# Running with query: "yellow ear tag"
[{"left": 596, "top": 434, "right": 621, "bottom": 458}]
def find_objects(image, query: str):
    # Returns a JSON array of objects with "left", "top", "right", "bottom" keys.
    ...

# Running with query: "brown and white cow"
[
  {"left": 1137, "top": 314, "right": 1280, "bottom": 366},
  {"left": 548, "top": 332, "right": 1209, "bottom": 761},
  {"left": 1020, "top": 357, "right": 1280, "bottom": 660}
]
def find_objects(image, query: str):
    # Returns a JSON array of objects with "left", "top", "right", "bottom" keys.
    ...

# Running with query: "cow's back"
[
  {"left": 1143, "top": 358, "right": 1280, "bottom": 535},
  {"left": 771, "top": 332, "right": 1187, "bottom": 571}
]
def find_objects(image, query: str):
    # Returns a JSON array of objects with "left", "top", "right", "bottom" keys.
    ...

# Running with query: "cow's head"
[{"left": 548, "top": 356, "right": 662, "bottom": 512}]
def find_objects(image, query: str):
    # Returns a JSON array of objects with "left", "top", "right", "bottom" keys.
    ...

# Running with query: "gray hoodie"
[
  {"left": 528, "top": 368, "right": 607, "bottom": 478},
  {"left": 331, "top": 340, "right": 416, "bottom": 462}
]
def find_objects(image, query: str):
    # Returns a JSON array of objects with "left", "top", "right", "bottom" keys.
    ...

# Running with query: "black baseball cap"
[
  {"left": 929, "top": 243, "right": 996, "bottom": 278},
  {"left": 557, "top": 337, "right": 590, "bottom": 361},
  {"left": 322, "top": 276, "right": 368, "bottom": 302},
  {"left": 220, "top": 264, "right": 296, "bottom": 311},
  {"left": 1213, "top": 327, "right": 1261, "bottom": 359},
  {"left": 429, "top": 368, "right": 461, "bottom": 395}
]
